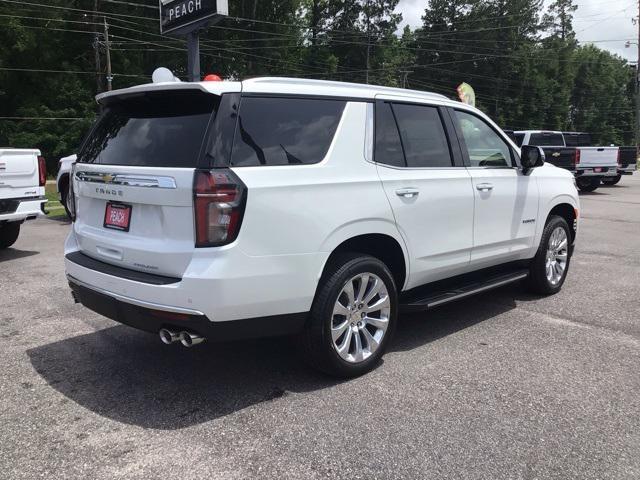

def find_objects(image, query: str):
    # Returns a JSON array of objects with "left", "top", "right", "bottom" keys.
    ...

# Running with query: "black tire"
[
  {"left": 602, "top": 174, "right": 621, "bottom": 186},
  {"left": 299, "top": 253, "right": 398, "bottom": 378},
  {"left": 576, "top": 176, "right": 600, "bottom": 192},
  {"left": 527, "top": 215, "right": 572, "bottom": 295},
  {"left": 59, "top": 176, "right": 72, "bottom": 219},
  {"left": 0, "top": 222, "right": 20, "bottom": 249}
]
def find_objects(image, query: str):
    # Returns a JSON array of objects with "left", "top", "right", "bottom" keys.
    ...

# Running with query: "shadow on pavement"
[
  {"left": 28, "top": 290, "right": 517, "bottom": 430},
  {"left": 391, "top": 291, "right": 517, "bottom": 352},
  {"left": 0, "top": 248, "right": 39, "bottom": 262},
  {"left": 578, "top": 190, "right": 609, "bottom": 196}
]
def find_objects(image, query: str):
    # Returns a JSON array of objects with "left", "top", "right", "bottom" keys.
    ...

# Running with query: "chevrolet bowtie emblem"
[
  {"left": 552, "top": 152, "right": 561, "bottom": 157},
  {"left": 103, "top": 174, "right": 114, "bottom": 183}
]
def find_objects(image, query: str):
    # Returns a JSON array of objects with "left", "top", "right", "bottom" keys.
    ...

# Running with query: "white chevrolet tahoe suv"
[
  {"left": 0, "top": 148, "right": 47, "bottom": 249},
  {"left": 65, "top": 77, "right": 579, "bottom": 377}
]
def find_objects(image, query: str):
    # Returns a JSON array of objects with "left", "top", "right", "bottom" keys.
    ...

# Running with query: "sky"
[{"left": 396, "top": 0, "right": 638, "bottom": 63}]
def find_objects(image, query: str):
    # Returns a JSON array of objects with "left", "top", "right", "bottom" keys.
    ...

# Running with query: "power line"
[
  {"left": 0, "top": 66, "right": 146, "bottom": 78},
  {"left": 0, "top": 117, "right": 91, "bottom": 121}
]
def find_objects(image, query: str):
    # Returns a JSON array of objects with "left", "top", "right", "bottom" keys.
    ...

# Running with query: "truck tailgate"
[
  {"left": 0, "top": 149, "right": 42, "bottom": 201},
  {"left": 618, "top": 146, "right": 637, "bottom": 169},
  {"left": 577, "top": 147, "right": 618, "bottom": 168}
]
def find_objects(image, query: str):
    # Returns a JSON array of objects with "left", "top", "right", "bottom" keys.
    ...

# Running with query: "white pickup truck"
[
  {"left": 0, "top": 148, "right": 47, "bottom": 249},
  {"left": 514, "top": 130, "right": 618, "bottom": 192}
]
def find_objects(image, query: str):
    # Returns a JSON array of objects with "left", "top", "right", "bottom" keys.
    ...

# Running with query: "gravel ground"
[{"left": 1, "top": 174, "right": 638, "bottom": 480}]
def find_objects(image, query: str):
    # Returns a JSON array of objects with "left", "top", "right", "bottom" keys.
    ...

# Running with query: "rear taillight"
[
  {"left": 37, "top": 156, "right": 46, "bottom": 186},
  {"left": 616, "top": 149, "right": 621, "bottom": 167},
  {"left": 573, "top": 149, "right": 580, "bottom": 167},
  {"left": 194, "top": 169, "right": 247, "bottom": 247}
]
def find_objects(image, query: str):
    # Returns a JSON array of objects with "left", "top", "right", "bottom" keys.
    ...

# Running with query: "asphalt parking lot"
[{"left": 1, "top": 176, "right": 639, "bottom": 480}]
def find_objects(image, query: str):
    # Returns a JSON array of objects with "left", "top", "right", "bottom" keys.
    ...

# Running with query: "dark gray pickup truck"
[{"left": 602, "top": 146, "right": 638, "bottom": 185}]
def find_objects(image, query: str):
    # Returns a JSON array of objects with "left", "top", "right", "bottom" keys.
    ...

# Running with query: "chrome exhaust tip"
[
  {"left": 179, "top": 331, "right": 205, "bottom": 348},
  {"left": 159, "top": 328, "right": 179, "bottom": 345}
]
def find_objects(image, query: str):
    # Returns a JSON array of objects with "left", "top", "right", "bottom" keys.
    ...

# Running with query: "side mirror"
[{"left": 520, "top": 145, "right": 545, "bottom": 172}]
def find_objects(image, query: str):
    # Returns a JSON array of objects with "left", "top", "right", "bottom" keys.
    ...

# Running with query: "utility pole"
[
  {"left": 636, "top": 0, "right": 639, "bottom": 145},
  {"left": 365, "top": 0, "right": 371, "bottom": 84},
  {"left": 399, "top": 70, "right": 413, "bottom": 89},
  {"left": 92, "top": 0, "right": 102, "bottom": 93},
  {"left": 104, "top": 17, "right": 112, "bottom": 91}
]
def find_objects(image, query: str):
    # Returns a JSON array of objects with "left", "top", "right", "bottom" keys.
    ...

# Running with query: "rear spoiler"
[{"left": 95, "top": 81, "right": 242, "bottom": 106}]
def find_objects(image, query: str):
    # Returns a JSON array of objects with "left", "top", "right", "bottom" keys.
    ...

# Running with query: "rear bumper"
[
  {"left": 575, "top": 167, "right": 617, "bottom": 177},
  {"left": 0, "top": 196, "right": 46, "bottom": 222},
  {"left": 618, "top": 164, "right": 636, "bottom": 175},
  {"left": 68, "top": 275, "right": 306, "bottom": 341},
  {"left": 64, "top": 230, "right": 320, "bottom": 336}
]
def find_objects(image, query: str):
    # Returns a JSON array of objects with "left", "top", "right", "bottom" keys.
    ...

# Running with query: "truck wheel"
[
  {"left": 60, "top": 190, "right": 72, "bottom": 219},
  {"left": 576, "top": 177, "right": 600, "bottom": 192},
  {"left": 602, "top": 175, "right": 621, "bottom": 186},
  {"left": 59, "top": 176, "right": 72, "bottom": 219},
  {"left": 0, "top": 222, "right": 21, "bottom": 249},
  {"left": 527, "top": 216, "right": 571, "bottom": 295},
  {"left": 299, "top": 253, "right": 398, "bottom": 378}
]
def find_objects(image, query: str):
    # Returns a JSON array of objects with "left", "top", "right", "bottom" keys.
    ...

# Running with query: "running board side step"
[{"left": 400, "top": 269, "right": 529, "bottom": 312}]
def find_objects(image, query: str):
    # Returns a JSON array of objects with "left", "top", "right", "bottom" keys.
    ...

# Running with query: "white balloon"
[{"left": 152, "top": 67, "right": 175, "bottom": 84}]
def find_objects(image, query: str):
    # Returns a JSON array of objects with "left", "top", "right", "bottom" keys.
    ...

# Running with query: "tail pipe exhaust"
[
  {"left": 179, "top": 331, "right": 205, "bottom": 348},
  {"left": 159, "top": 328, "right": 180, "bottom": 345}
]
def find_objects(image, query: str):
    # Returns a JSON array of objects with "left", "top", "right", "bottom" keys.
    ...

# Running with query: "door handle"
[
  {"left": 395, "top": 188, "right": 419, "bottom": 198},
  {"left": 476, "top": 183, "right": 493, "bottom": 192}
]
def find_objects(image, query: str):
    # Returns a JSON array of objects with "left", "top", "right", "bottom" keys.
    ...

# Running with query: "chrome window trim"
[{"left": 75, "top": 171, "right": 177, "bottom": 189}]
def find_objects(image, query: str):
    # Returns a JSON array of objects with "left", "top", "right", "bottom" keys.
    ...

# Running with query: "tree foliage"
[{"left": 0, "top": 0, "right": 635, "bottom": 173}]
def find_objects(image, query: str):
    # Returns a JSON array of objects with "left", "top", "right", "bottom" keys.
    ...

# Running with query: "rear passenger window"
[
  {"left": 392, "top": 104, "right": 453, "bottom": 168},
  {"left": 230, "top": 97, "right": 345, "bottom": 166},
  {"left": 374, "top": 102, "right": 405, "bottom": 167}
]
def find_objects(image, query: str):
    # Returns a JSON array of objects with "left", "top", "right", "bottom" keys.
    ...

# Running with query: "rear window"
[
  {"left": 230, "top": 97, "right": 346, "bottom": 166},
  {"left": 529, "top": 133, "right": 564, "bottom": 147},
  {"left": 514, "top": 133, "right": 525, "bottom": 147},
  {"left": 564, "top": 133, "right": 591, "bottom": 147},
  {"left": 79, "top": 90, "right": 218, "bottom": 167}
]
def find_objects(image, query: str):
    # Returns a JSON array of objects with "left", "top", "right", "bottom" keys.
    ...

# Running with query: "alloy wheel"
[
  {"left": 330, "top": 273, "right": 390, "bottom": 363},
  {"left": 545, "top": 226, "right": 568, "bottom": 286}
]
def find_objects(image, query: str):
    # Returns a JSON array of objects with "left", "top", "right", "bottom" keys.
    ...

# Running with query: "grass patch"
[{"left": 44, "top": 182, "right": 67, "bottom": 219}]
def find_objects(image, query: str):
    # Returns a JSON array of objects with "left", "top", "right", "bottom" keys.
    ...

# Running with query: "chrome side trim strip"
[
  {"left": 427, "top": 273, "right": 528, "bottom": 308},
  {"left": 67, "top": 274, "right": 205, "bottom": 316},
  {"left": 75, "top": 171, "right": 177, "bottom": 189}
]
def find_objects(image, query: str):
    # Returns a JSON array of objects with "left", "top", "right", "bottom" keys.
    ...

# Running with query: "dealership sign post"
[{"left": 159, "top": 0, "right": 228, "bottom": 81}]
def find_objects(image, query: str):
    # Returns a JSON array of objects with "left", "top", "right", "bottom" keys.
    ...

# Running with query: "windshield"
[{"left": 79, "top": 90, "right": 218, "bottom": 167}]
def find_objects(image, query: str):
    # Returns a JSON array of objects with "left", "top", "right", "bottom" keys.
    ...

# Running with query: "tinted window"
[
  {"left": 374, "top": 102, "right": 404, "bottom": 167},
  {"left": 578, "top": 134, "right": 592, "bottom": 146},
  {"left": 393, "top": 104, "right": 452, "bottom": 168},
  {"left": 503, "top": 130, "right": 515, "bottom": 142},
  {"left": 230, "top": 97, "right": 345, "bottom": 166},
  {"left": 454, "top": 110, "right": 512, "bottom": 167},
  {"left": 529, "top": 133, "right": 565, "bottom": 147},
  {"left": 564, "top": 133, "right": 591, "bottom": 147},
  {"left": 514, "top": 133, "right": 525, "bottom": 147},
  {"left": 79, "top": 90, "right": 217, "bottom": 167}
]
